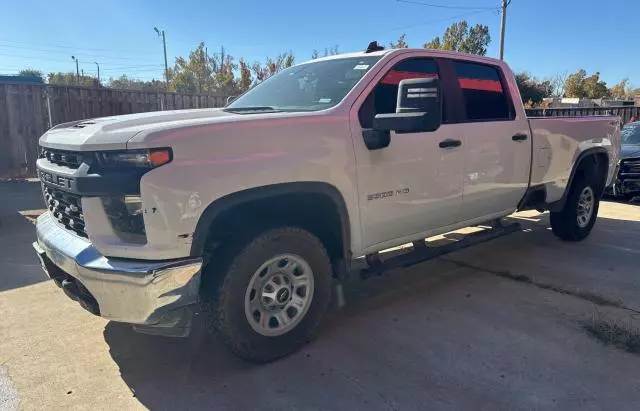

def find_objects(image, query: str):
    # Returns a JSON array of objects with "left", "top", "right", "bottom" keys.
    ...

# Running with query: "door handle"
[
  {"left": 439, "top": 139, "right": 462, "bottom": 148},
  {"left": 512, "top": 134, "right": 528, "bottom": 141}
]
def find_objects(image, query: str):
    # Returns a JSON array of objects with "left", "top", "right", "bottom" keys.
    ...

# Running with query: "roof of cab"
[{"left": 300, "top": 47, "right": 507, "bottom": 68}]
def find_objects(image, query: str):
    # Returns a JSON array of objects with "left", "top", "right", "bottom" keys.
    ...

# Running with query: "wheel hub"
[
  {"left": 244, "top": 254, "right": 314, "bottom": 337},
  {"left": 576, "top": 186, "right": 595, "bottom": 228},
  {"left": 276, "top": 288, "right": 290, "bottom": 304}
]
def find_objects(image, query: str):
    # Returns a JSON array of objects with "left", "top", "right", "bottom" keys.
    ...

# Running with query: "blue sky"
[{"left": 0, "top": 0, "right": 636, "bottom": 86}]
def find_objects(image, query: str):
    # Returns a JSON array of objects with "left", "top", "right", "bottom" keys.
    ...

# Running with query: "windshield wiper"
[{"left": 223, "top": 106, "right": 281, "bottom": 113}]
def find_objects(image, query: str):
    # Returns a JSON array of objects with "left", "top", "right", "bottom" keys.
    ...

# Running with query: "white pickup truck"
[{"left": 33, "top": 44, "right": 620, "bottom": 363}]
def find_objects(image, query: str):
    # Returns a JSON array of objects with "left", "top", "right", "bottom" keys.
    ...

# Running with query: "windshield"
[
  {"left": 621, "top": 122, "right": 640, "bottom": 144},
  {"left": 227, "top": 56, "right": 381, "bottom": 112}
]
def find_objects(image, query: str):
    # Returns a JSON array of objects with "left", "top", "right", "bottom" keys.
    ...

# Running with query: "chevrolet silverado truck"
[{"left": 33, "top": 44, "right": 620, "bottom": 363}]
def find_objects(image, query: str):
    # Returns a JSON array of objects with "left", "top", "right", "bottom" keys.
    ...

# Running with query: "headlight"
[{"left": 98, "top": 148, "right": 172, "bottom": 169}]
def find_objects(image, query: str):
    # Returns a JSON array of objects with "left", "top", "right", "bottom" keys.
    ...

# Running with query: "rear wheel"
[
  {"left": 202, "top": 227, "right": 332, "bottom": 363},
  {"left": 550, "top": 174, "right": 600, "bottom": 241}
]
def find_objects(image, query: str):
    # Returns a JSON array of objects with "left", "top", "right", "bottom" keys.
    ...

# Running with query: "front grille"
[
  {"left": 621, "top": 158, "right": 640, "bottom": 175},
  {"left": 39, "top": 148, "right": 87, "bottom": 169},
  {"left": 43, "top": 186, "right": 87, "bottom": 237}
]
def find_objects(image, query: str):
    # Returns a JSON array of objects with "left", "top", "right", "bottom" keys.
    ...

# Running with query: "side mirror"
[{"left": 372, "top": 78, "right": 442, "bottom": 133}]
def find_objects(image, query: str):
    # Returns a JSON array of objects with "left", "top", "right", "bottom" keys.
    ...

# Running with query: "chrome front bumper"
[{"left": 33, "top": 212, "right": 202, "bottom": 336}]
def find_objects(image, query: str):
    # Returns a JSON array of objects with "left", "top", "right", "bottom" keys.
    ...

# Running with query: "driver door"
[{"left": 351, "top": 56, "right": 465, "bottom": 252}]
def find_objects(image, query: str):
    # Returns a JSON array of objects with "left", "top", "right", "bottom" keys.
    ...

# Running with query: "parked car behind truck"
[
  {"left": 33, "top": 44, "right": 620, "bottom": 363},
  {"left": 607, "top": 121, "right": 640, "bottom": 201}
]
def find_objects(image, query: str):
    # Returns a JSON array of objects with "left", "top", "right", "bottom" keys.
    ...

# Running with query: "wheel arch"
[
  {"left": 548, "top": 147, "right": 609, "bottom": 212},
  {"left": 190, "top": 182, "right": 352, "bottom": 277}
]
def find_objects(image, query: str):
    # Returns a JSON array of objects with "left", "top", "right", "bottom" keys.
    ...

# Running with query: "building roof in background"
[{"left": 0, "top": 75, "right": 44, "bottom": 85}]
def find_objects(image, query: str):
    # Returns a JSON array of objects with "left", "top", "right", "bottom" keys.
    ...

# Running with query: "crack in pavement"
[{"left": 438, "top": 257, "right": 640, "bottom": 315}]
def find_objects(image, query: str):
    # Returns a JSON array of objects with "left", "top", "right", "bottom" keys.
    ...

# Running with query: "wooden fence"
[
  {"left": 526, "top": 106, "right": 640, "bottom": 124},
  {"left": 0, "top": 83, "right": 230, "bottom": 177},
  {"left": 3, "top": 83, "right": 640, "bottom": 177}
]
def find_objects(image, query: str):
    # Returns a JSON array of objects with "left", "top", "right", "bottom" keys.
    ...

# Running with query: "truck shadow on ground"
[
  {"left": 103, "top": 206, "right": 640, "bottom": 410},
  {"left": 0, "top": 180, "right": 47, "bottom": 292},
  {"left": 102, "top": 266, "right": 473, "bottom": 411}
]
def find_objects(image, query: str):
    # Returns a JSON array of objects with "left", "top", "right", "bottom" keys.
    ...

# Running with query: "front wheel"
[
  {"left": 203, "top": 227, "right": 332, "bottom": 363},
  {"left": 550, "top": 174, "right": 600, "bottom": 241}
]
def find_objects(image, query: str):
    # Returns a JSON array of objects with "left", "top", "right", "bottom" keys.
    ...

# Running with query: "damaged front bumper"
[{"left": 33, "top": 212, "right": 202, "bottom": 337}]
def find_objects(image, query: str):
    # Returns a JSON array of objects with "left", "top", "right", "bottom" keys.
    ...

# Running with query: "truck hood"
[
  {"left": 621, "top": 144, "right": 640, "bottom": 159},
  {"left": 39, "top": 108, "right": 239, "bottom": 151}
]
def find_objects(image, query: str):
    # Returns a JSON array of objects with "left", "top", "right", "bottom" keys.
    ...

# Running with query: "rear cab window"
[{"left": 451, "top": 60, "right": 514, "bottom": 122}]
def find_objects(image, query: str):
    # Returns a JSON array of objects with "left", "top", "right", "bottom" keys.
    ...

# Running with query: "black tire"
[
  {"left": 550, "top": 174, "right": 600, "bottom": 242},
  {"left": 202, "top": 227, "right": 332, "bottom": 363}
]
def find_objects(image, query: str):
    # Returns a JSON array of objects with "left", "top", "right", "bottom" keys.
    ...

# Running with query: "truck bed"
[{"left": 527, "top": 116, "right": 620, "bottom": 203}]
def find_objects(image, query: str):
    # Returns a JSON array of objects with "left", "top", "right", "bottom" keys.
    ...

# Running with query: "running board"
[{"left": 359, "top": 221, "right": 521, "bottom": 280}]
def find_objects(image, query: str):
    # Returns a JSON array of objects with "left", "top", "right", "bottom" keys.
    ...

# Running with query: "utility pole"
[
  {"left": 94, "top": 61, "right": 100, "bottom": 85},
  {"left": 71, "top": 56, "right": 80, "bottom": 83},
  {"left": 154, "top": 27, "right": 169, "bottom": 85},
  {"left": 499, "top": 0, "right": 511, "bottom": 60}
]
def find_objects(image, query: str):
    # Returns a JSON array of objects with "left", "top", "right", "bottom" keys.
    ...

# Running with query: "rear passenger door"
[{"left": 449, "top": 60, "right": 531, "bottom": 221}]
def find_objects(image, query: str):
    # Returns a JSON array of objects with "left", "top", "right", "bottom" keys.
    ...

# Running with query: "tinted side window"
[
  {"left": 359, "top": 58, "right": 445, "bottom": 128},
  {"left": 452, "top": 61, "right": 512, "bottom": 121}
]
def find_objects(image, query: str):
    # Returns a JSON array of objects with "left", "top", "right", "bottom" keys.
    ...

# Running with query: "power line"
[
  {"left": 0, "top": 42, "right": 160, "bottom": 57},
  {"left": 0, "top": 52, "right": 77, "bottom": 63},
  {"left": 0, "top": 45, "right": 162, "bottom": 63},
  {"left": 98, "top": 65, "right": 165, "bottom": 72},
  {"left": 0, "top": 52, "right": 166, "bottom": 69},
  {"left": 387, "top": 8, "right": 494, "bottom": 32},
  {"left": 0, "top": 38, "right": 161, "bottom": 55},
  {"left": 395, "top": 0, "right": 496, "bottom": 11}
]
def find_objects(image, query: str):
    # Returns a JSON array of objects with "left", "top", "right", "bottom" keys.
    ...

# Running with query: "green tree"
[
  {"left": 390, "top": 34, "right": 409, "bottom": 49},
  {"left": 48, "top": 72, "right": 98, "bottom": 87},
  {"left": 18, "top": 69, "right": 44, "bottom": 82},
  {"left": 252, "top": 52, "right": 295, "bottom": 83},
  {"left": 564, "top": 69, "right": 610, "bottom": 99},
  {"left": 212, "top": 46, "right": 238, "bottom": 94},
  {"left": 424, "top": 21, "right": 490, "bottom": 56},
  {"left": 169, "top": 43, "right": 257, "bottom": 94},
  {"left": 171, "top": 42, "right": 216, "bottom": 93},
  {"left": 107, "top": 75, "right": 167, "bottom": 91},
  {"left": 515, "top": 72, "right": 553, "bottom": 105},
  {"left": 564, "top": 69, "right": 587, "bottom": 98}
]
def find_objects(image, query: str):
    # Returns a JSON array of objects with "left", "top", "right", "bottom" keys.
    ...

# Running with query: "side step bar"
[{"left": 359, "top": 221, "right": 521, "bottom": 280}]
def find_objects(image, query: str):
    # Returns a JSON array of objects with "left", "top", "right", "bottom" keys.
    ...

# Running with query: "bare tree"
[
  {"left": 551, "top": 71, "right": 568, "bottom": 98},
  {"left": 390, "top": 34, "right": 409, "bottom": 49},
  {"left": 311, "top": 45, "right": 339, "bottom": 60}
]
